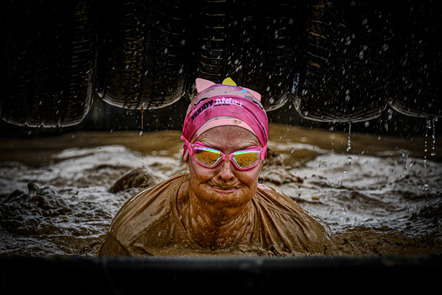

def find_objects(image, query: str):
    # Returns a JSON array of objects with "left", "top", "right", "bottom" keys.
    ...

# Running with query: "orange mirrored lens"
[
  {"left": 194, "top": 148, "right": 221, "bottom": 166},
  {"left": 232, "top": 151, "right": 260, "bottom": 168}
]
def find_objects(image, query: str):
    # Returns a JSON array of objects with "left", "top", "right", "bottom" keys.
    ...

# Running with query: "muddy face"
[{"left": 186, "top": 126, "right": 262, "bottom": 214}]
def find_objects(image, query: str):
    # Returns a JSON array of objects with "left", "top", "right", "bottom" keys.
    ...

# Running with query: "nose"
[{"left": 217, "top": 159, "right": 235, "bottom": 181}]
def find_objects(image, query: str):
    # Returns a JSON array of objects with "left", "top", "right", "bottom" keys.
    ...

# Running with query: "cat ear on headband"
[{"left": 195, "top": 78, "right": 216, "bottom": 93}]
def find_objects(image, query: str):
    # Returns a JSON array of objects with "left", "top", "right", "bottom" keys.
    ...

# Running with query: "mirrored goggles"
[{"left": 182, "top": 137, "right": 266, "bottom": 171}]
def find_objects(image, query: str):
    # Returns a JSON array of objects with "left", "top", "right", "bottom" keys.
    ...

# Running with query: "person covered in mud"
[{"left": 100, "top": 78, "right": 334, "bottom": 256}]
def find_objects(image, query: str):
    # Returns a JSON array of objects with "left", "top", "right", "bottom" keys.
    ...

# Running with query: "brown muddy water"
[{"left": 0, "top": 124, "right": 441, "bottom": 256}]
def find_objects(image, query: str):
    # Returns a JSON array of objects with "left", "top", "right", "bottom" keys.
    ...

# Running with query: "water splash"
[
  {"left": 398, "top": 149, "right": 409, "bottom": 170},
  {"left": 1, "top": 126, "right": 441, "bottom": 255}
]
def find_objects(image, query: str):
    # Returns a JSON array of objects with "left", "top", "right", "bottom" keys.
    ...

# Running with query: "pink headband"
[{"left": 182, "top": 78, "right": 268, "bottom": 159}]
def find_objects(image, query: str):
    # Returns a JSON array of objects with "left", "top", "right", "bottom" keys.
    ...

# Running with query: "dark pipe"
[
  {"left": 1, "top": 0, "right": 440, "bottom": 129},
  {"left": 1, "top": 0, "right": 97, "bottom": 128},
  {"left": 98, "top": 0, "right": 188, "bottom": 110},
  {"left": 293, "top": 0, "right": 393, "bottom": 123},
  {"left": 388, "top": 0, "right": 442, "bottom": 118}
]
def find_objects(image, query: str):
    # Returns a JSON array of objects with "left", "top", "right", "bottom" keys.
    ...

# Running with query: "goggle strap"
[
  {"left": 181, "top": 136, "right": 192, "bottom": 160},
  {"left": 261, "top": 144, "right": 267, "bottom": 160}
]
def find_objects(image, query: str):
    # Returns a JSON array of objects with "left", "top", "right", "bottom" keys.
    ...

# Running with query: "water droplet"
[{"left": 274, "top": 30, "right": 279, "bottom": 39}]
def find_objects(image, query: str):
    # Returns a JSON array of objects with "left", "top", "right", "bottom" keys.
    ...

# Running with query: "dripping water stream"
[
  {"left": 338, "top": 122, "right": 353, "bottom": 187},
  {"left": 140, "top": 107, "right": 144, "bottom": 136},
  {"left": 423, "top": 117, "right": 439, "bottom": 191},
  {"left": 346, "top": 122, "right": 353, "bottom": 166}
]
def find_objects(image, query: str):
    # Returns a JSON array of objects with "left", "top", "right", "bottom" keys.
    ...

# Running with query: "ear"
[
  {"left": 222, "top": 77, "right": 237, "bottom": 86},
  {"left": 195, "top": 78, "right": 216, "bottom": 93},
  {"left": 244, "top": 87, "right": 262, "bottom": 102}
]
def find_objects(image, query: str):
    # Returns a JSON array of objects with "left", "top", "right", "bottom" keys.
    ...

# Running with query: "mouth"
[{"left": 211, "top": 185, "right": 239, "bottom": 194}]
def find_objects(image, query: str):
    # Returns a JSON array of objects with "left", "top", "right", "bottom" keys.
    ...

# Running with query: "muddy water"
[{"left": 0, "top": 124, "right": 441, "bottom": 256}]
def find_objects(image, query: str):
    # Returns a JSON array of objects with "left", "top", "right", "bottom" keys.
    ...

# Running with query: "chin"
[{"left": 204, "top": 185, "right": 254, "bottom": 208}]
